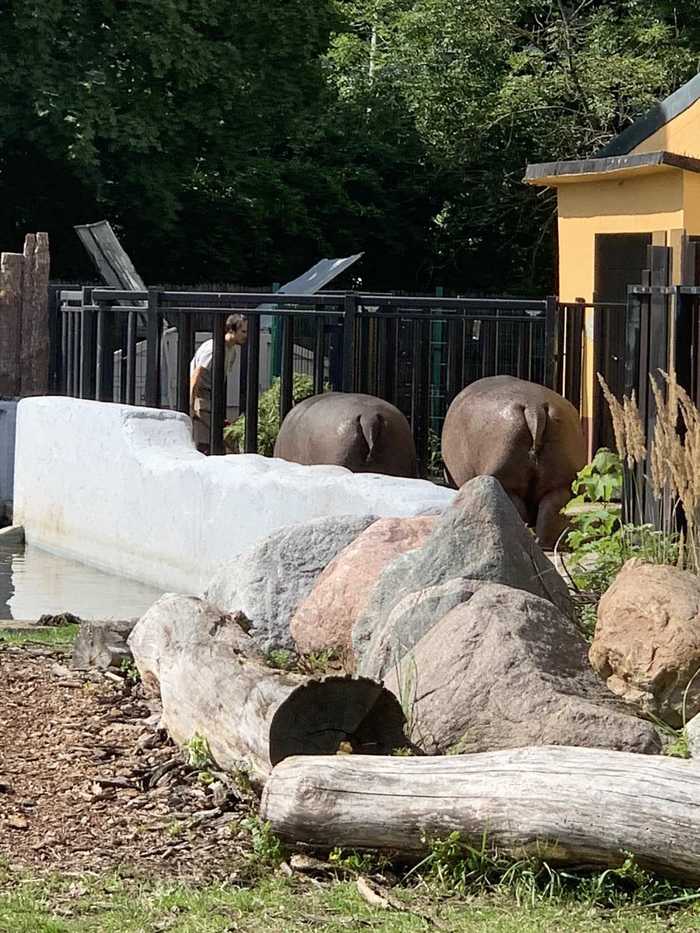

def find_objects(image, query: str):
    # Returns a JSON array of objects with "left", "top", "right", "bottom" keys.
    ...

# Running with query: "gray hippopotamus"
[
  {"left": 273, "top": 392, "right": 417, "bottom": 477},
  {"left": 441, "top": 376, "right": 586, "bottom": 547}
]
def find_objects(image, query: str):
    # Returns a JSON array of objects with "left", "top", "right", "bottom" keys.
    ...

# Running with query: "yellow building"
[{"left": 526, "top": 74, "right": 700, "bottom": 450}]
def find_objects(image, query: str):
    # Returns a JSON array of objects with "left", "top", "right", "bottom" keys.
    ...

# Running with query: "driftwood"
[
  {"left": 261, "top": 746, "right": 700, "bottom": 883},
  {"left": 128, "top": 595, "right": 409, "bottom": 781}
]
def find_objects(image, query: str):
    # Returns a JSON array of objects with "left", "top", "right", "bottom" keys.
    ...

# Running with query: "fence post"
[
  {"left": 79, "top": 286, "right": 96, "bottom": 400},
  {"left": 543, "top": 295, "right": 560, "bottom": 391},
  {"left": 280, "top": 313, "right": 294, "bottom": 420},
  {"left": 95, "top": 293, "right": 115, "bottom": 402},
  {"left": 144, "top": 288, "right": 162, "bottom": 408},
  {"left": 341, "top": 293, "right": 357, "bottom": 392},
  {"left": 176, "top": 312, "right": 193, "bottom": 413},
  {"left": 245, "top": 312, "right": 261, "bottom": 453},
  {"left": 210, "top": 312, "right": 226, "bottom": 455}
]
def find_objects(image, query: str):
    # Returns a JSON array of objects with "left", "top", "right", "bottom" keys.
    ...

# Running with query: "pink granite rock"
[{"left": 290, "top": 516, "right": 436, "bottom": 656}]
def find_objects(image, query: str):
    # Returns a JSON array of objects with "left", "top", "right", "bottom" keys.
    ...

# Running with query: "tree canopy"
[{"left": 0, "top": 0, "right": 697, "bottom": 292}]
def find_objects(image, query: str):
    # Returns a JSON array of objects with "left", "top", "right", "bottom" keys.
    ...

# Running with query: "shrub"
[{"left": 224, "top": 373, "right": 315, "bottom": 456}]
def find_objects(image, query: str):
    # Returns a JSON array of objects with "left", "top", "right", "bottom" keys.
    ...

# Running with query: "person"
[{"left": 190, "top": 314, "right": 248, "bottom": 454}]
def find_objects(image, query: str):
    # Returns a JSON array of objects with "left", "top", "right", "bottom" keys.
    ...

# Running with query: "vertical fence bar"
[
  {"left": 446, "top": 316, "right": 463, "bottom": 404},
  {"left": 280, "top": 313, "right": 294, "bottom": 420},
  {"left": 71, "top": 309, "right": 80, "bottom": 397},
  {"left": 342, "top": 293, "right": 357, "bottom": 392},
  {"left": 210, "top": 313, "right": 226, "bottom": 456},
  {"left": 95, "top": 299, "right": 113, "bottom": 402},
  {"left": 383, "top": 312, "right": 399, "bottom": 405},
  {"left": 245, "top": 312, "right": 261, "bottom": 453},
  {"left": 47, "top": 285, "right": 63, "bottom": 394},
  {"left": 64, "top": 308, "right": 74, "bottom": 396},
  {"left": 60, "top": 303, "right": 69, "bottom": 394},
  {"left": 176, "top": 311, "right": 193, "bottom": 413},
  {"left": 543, "top": 295, "right": 559, "bottom": 391},
  {"left": 79, "top": 287, "right": 96, "bottom": 399},
  {"left": 126, "top": 311, "right": 137, "bottom": 405},
  {"left": 411, "top": 318, "right": 431, "bottom": 477},
  {"left": 145, "top": 289, "right": 162, "bottom": 408},
  {"left": 118, "top": 311, "right": 128, "bottom": 403},
  {"left": 313, "top": 314, "right": 325, "bottom": 395}
]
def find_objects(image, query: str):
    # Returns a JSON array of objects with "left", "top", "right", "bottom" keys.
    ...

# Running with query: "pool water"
[{"left": 0, "top": 539, "right": 163, "bottom": 621}]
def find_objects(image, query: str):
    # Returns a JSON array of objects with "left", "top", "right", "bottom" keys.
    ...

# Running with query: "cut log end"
[{"left": 269, "top": 676, "right": 410, "bottom": 764}]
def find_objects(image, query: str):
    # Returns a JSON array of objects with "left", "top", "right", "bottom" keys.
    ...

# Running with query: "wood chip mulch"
[{"left": 0, "top": 642, "right": 255, "bottom": 880}]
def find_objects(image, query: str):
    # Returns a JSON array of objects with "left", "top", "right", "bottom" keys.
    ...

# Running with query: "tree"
[{"left": 328, "top": 0, "right": 699, "bottom": 292}]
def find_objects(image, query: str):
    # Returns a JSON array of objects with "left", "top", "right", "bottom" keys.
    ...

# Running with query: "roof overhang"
[{"left": 524, "top": 150, "right": 700, "bottom": 187}]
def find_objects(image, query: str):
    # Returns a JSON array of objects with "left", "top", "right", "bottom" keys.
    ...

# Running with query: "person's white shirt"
[{"left": 190, "top": 339, "right": 237, "bottom": 378}]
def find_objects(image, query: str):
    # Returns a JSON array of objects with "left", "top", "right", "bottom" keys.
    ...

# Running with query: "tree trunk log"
[
  {"left": 261, "top": 746, "right": 700, "bottom": 883},
  {"left": 128, "top": 594, "right": 409, "bottom": 782}
]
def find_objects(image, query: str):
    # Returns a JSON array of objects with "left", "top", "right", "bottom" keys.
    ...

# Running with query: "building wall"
[
  {"left": 556, "top": 171, "right": 685, "bottom": 450},
  {"left": 556, "top": 171, "right": 684, "bottom": 302},
  {"left": 13, "top": 397, "right": 453, "bottom": 593}
]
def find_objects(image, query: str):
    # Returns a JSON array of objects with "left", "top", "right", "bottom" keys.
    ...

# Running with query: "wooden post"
[
  {"left": 0, "top": 233, "right": 50, "bottom": 398},
  {"left": 19, "top": 233, "right": 50, "bottom": 396},
  {"left": 0, "top": 253, "right": 24, "bottom": 396}
]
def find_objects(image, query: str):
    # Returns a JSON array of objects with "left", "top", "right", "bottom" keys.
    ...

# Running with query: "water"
[{"left": 0, "top": 540, "right": 163, "bottom": 621}]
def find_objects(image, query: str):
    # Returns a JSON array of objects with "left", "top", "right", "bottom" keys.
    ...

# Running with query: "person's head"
[{"left": 225, "top": 314, "right": 248, "bottom": 347}]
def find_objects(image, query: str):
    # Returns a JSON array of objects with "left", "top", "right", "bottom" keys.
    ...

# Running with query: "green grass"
[
  {"left": 0, "top": 623, "right": 79, "bottom": 648},
  {"left": 0, "top": 873, "right": 699, "bottom": 933}
]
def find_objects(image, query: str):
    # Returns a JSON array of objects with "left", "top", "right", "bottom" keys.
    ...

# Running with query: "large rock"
[
  {"left": 205, "top": 515, "right": 377, "bottom": 653},
  {"left": 353, "top": 476, "right": 572, "bottom": 680},
  {"left": 290, "top": 516, "right": 436, "bottom": 655},
  {"left": 384, "top": 584, "right": 660, "bottom": 755},
  {"left": 591, "top": 561, "right": 700, "bottom": 727}
]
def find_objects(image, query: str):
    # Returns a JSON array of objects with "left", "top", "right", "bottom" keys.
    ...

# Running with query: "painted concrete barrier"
[{"left": 14, "top": 397, "right": 453, "bottom": 592}]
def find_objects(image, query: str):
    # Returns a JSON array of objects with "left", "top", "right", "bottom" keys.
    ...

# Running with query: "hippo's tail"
[
  {"left": 360, "top": 411, "right": 384, "bottom": 463},
  {"left": 523, "top": 403, "right": 547, "bottom": 459}
]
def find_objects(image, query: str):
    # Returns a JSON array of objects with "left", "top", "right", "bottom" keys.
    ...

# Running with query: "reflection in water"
[{"left": 0, "top": 541, "right": 163, "bottom": 621}]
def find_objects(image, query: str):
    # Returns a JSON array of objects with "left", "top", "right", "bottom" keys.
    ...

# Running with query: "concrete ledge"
[{"left": 14, "top": 398, "right": 453, "bottom": 592}]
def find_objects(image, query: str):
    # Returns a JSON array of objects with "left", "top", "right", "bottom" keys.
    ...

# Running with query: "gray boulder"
[
  {"left": 353, "top": 476, "right": 571, "bottom": 680},
  {"left": 384, "top": 584, "right": 661, "bottom": 756},
  {"left": 687, "top": 713, "right": 700, "bottom": 760},
  {"left": 205, "top": 514, "right": 377, "bottom": 652}
]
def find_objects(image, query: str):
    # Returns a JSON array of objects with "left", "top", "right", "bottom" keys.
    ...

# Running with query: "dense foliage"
[{"left": 0, "top": 1, "right": 698, "bottom": 291}]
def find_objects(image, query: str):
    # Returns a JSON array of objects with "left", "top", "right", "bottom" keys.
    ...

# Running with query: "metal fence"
[{"left": 51, "top": 287, "right": 558, "bottom": 477}]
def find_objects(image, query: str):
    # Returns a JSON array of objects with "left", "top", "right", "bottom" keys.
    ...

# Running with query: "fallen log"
[
  {"left": 128, "top": 594, "right": 409, "bottom": 781},
  {"left": 261, "top": 746, "right": 700, "bottom": 883}
]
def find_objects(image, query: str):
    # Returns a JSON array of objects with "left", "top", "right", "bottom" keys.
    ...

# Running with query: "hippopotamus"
[
  {"left": 441, "top": 376, "right": 586, "bottom": 547},
  {"left": 273, "top": 392, "right": 417, "bottom": 478}
]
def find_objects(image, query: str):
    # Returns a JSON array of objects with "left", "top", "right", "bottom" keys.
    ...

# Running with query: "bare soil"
[{"left": 0, "top": 641, "right": 253, "bottom": 880}]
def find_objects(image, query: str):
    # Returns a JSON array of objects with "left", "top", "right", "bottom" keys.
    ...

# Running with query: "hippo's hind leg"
[{"left": 535, "top": 486, "right": 573, "bottom": 550}]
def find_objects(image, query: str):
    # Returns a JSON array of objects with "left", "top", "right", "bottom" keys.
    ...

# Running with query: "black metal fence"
[{"left": 52, "top": 287, "right": 558, "bottom": 477}]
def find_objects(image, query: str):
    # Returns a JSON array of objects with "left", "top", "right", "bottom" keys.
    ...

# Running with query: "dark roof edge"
[
  {"left": 597, "top": 73, "right": 700, "bottom": 157},
  {"left": 525, "top": 150, "right": 700, "bottom": 184}
]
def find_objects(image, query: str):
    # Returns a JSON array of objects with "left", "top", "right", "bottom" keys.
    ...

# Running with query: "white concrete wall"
[
  {"left": 14, "top": 397, "right": 453, "bottom": 593},
  {"left": 0, "top": 401, "right": 17, "bottom": 516}
]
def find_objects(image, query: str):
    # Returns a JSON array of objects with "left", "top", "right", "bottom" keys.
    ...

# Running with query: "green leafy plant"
[
  {"left": 224, "top": 373, "right": 316, "bottom": 456},
  {"left": 563, "top": 448, "right": 678, "bottom": 604},
  {"left": 119, "top": 658, "right": 141, "bottom": 686},
  {"left": 184, "top": 733, "right": 214, "bottom": 770},
  {"left": 240, "top": 816, "right": 286, "bottom": 868}
]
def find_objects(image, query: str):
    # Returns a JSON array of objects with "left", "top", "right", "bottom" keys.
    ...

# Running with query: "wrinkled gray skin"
[
  {"left": 442, "top": 376, "right": 586, "bottom": 548},
  {"left": 273, "top": 392, "right": 417, "bottom": 478}
]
